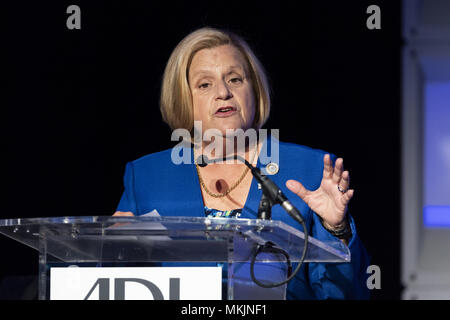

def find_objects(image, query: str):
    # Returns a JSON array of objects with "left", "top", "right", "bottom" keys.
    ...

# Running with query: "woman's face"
[{"left": 189, "top": 45, "right": 255, "bottom": 136}]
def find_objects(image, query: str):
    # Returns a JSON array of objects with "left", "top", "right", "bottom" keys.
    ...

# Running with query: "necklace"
[{"left": 194, "top": 143, "right": 258, "bottom": 198}]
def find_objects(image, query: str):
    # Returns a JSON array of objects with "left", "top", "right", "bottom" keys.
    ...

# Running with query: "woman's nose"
[{"left": 215, "top": 80, "right": 233, "bottom": 100}]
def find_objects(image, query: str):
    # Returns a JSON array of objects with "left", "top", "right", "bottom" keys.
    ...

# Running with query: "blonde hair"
[{"left": 160, "top": 27, "right": 271, "bottom": 131}]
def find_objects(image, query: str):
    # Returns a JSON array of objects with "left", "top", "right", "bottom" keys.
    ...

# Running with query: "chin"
[
  {"left": 219, "top": 125, "right": 249, "bottom": 136},
  {"left": 218, "top": 120, "right": 253, "bottom": 133}
]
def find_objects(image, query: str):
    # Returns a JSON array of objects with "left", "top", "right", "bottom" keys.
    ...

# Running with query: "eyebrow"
[{"left": 190, "top": 66, "right": 245, "bottom": 80}]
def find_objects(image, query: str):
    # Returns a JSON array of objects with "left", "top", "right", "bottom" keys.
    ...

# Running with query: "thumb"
[{"left": 286, "top": 179, "right": 310, "bottom": 201}]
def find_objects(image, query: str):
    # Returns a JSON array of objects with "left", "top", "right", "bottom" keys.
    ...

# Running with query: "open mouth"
[{"left": 214, "top": 106, "right": 237, "bottom": 117}]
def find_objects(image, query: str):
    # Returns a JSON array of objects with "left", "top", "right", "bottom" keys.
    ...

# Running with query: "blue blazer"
[{"left": 117, "top": 136, "right": 371, "bottom": 299}]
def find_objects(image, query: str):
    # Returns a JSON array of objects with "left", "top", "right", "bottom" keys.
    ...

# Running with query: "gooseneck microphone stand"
[{"left": 197, "top": 154, "right": 309, "bottom": 288}]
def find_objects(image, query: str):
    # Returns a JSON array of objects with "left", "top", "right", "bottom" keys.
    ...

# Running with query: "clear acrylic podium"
[{"left": 0, "top": 216, "right": 350, "bottom": 300}]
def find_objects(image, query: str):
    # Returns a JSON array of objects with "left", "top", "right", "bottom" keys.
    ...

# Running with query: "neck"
[{"left": 195, "top": 135, "right": 260, "bottom": 165}]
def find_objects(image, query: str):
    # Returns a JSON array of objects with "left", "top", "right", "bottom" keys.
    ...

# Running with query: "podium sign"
[
  {"left": 0, "top": 216, "right": 350, "bottom": 300},
  {"left": 50, "top": 266, "right": 222, "bottom": 300}
]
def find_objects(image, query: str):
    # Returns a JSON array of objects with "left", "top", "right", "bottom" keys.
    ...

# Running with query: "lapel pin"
[{"left": 265, "top": 162, "right": 279, "bottom": 175}]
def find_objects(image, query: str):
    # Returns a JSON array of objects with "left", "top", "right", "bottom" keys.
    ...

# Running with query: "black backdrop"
[{"left": 2, "top": 1, "right": 402, "bottom": 299}]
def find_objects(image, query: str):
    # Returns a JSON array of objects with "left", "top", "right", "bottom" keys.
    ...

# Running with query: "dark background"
[{"left": 1, "top": 1, "right": 402, "bottom": 299}]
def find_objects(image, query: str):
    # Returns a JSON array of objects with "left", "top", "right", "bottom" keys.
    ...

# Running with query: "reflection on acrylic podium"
[{"left": 0, "top": 215, "right": 350, "bottom": 300}]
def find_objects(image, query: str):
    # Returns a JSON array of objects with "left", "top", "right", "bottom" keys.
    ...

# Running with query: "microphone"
[
  {"left": 248, "top": 164, "right": 305, "bottom": 224},
  {"left": 196, "top": 153, "right": 309, "bottom": 288},
  {"left": 195, "top": 154, "right": 305, "bottom": 224}
]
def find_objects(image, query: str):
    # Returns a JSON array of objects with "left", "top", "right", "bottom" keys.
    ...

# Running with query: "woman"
[{"left": 114, "top": 27, "right": 370, "bottom": 299}]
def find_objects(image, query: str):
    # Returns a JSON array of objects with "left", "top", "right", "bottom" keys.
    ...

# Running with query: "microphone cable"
[
  {"left": 249, "top": 212, "right": 308, "bottom": 288},
  {"left": 197, "top": 153, "right": 309, "bottom": 288}
]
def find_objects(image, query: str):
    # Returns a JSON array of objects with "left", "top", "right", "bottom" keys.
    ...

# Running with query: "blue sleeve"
[
  {"left": 116, "top": 162, "right": 138, "bottom": 214},
  {"left": 307, "top": 211, "right": 371, "bottom": 299}
]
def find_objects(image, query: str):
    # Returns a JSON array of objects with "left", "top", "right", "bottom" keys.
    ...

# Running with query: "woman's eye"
[
  {"left": 199, "top": 83, "right": 210, "bottom": 89},
  {"left": 230, "top": 77, "right": 243, "bottom": 84}
]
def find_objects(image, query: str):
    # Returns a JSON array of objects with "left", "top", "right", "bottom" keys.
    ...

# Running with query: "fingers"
[
  {"left": 339, "top": 170, "right": 350, "bottom": 191},
  {"left": 332, "top": 157, "right": 344, "bottom": 183},
  {"left": 325, "top": 155, "right": 350, "bottom": 189},
  {"left": 113, "top": 211, "right": 135, "bottom": 216},
  {"left": 342, "top": 189, "right": 355, "bottom": 204},
  {"left": 286, "top": 179, "right": 310, "bottom": 201},
  {"left": 323, "top": 154, "right": 333, "bottom": 179}
]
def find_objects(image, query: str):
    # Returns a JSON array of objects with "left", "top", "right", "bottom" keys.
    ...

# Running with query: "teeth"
[{"left": 218, "top": 107, "right": 233, "bottom": 112}]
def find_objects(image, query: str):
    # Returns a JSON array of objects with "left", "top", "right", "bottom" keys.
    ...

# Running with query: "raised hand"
[{"left": 286, "top": 154, "right": 354, "bottom": 229}]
